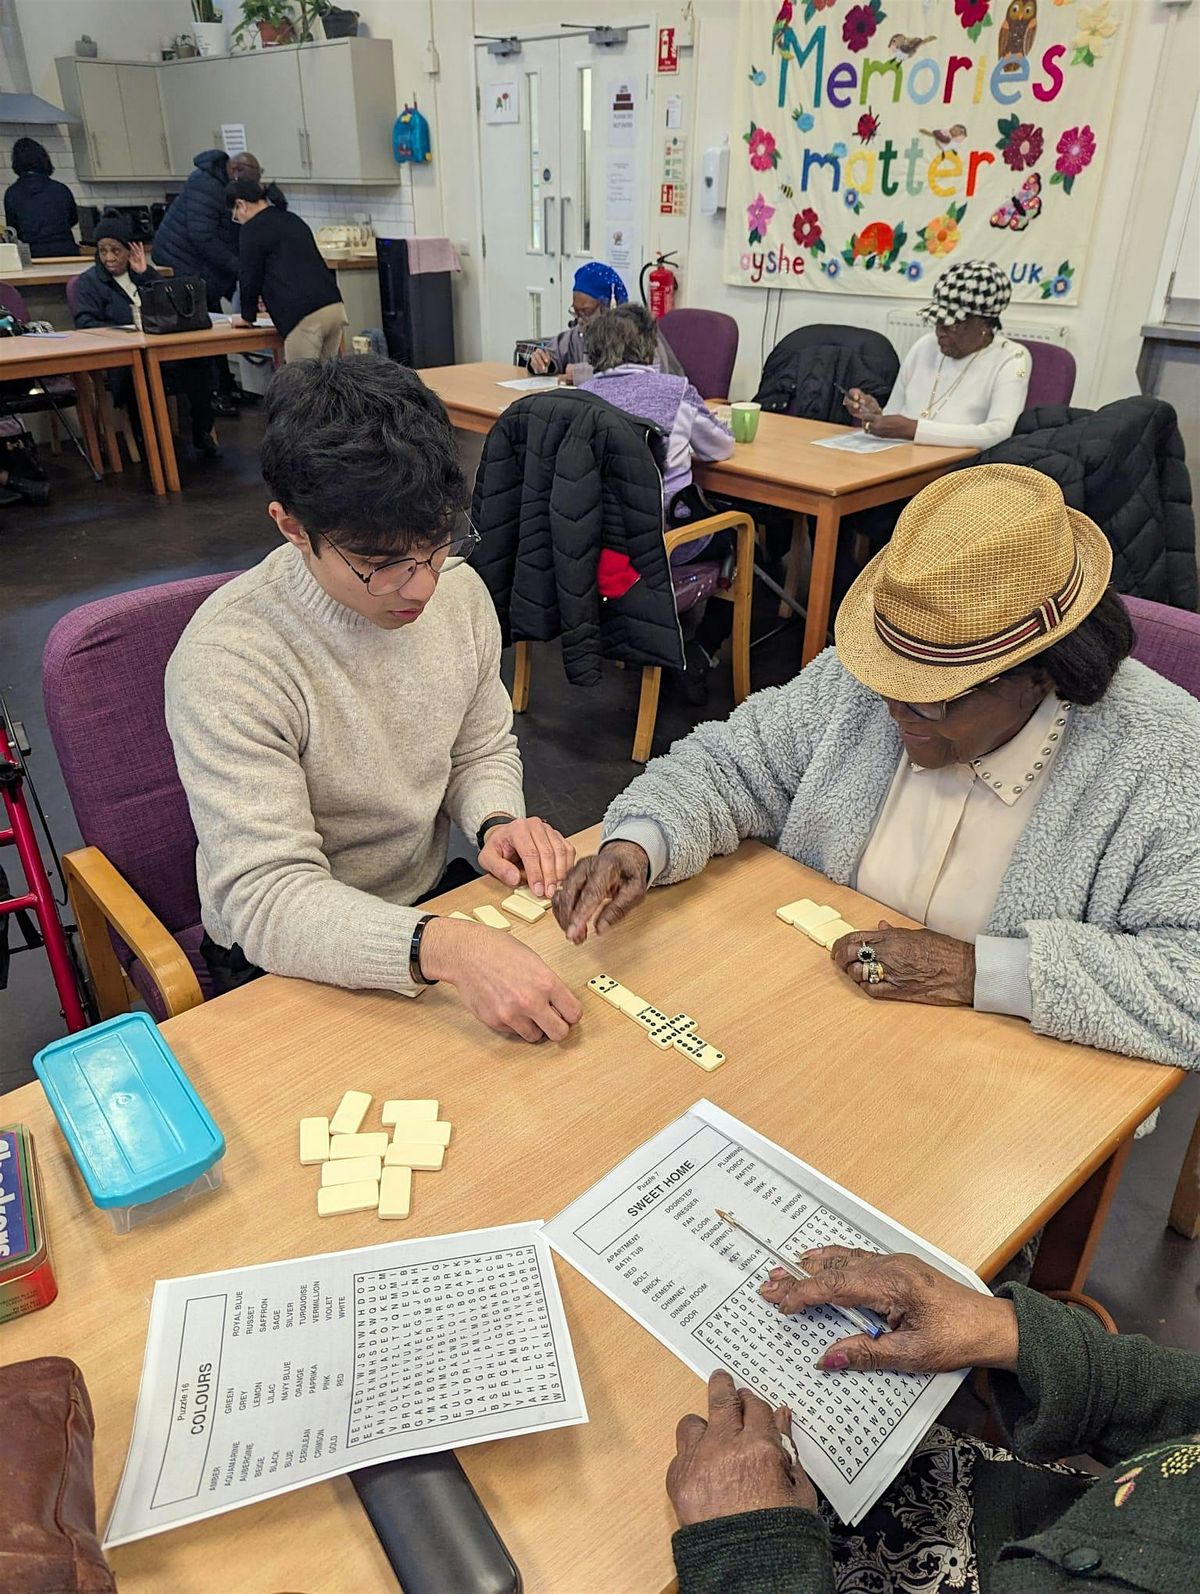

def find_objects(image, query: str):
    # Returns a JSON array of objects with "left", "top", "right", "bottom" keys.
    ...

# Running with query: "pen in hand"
[{"left": 716, "top": 1209, "right": 888, "bottom": 1340}]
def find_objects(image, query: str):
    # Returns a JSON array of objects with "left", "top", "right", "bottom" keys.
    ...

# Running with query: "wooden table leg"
[
  {"left": 71, "top": 374, "right": 103, "bottom": 476},
  {"left": 1027, "top": 1137, "right": 1133, "bottom": 1294},
  {"left": 801, "top": 500, "right": 841, "bottom": 666},
  {"left": 139, "top": 352, "right": 173, "bottom": 495},
  {"left": 632, "top": 666, "right": 662, "bottom": 763},
  {"left": 778, "top": 515, "right": 809, "bottom": 621},
  {"left": 98, "top": 384, "right": 124, "bottom": 474},
  {"left": 512, "top": 640, "right": 532, "bottom": 712},
  {"left": 1168, "top": 1109, "right": 1200, "bottom": 1239}
]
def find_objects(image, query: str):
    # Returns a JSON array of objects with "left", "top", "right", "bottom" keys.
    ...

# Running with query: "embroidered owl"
[{"left": 998, "top": 0, "right": 1038, "bottom": 71}]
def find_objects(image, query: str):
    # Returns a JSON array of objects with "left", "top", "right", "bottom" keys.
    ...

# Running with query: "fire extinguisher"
[{"left": 640, "top": 251, "right": 679, "bottom": 319}]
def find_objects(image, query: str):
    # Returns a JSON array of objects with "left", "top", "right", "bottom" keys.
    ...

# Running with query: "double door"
[{"left": 476, "top": 29, "right": 653, "bottom": 357}]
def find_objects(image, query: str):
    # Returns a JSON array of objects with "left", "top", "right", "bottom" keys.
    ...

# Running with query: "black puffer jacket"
[
  {"left": 754, "top": 325, "right": 899, "bottom": 421},
  {"left": 471, "top": 389, "right": 684, "bottom": 684},
  {"left": 151, "top": 149, "right": 238, "bottom": 302},
  {"left": 4, "top": 172, "right": 78, "bottom": 257},
  {"left": 977, "top": 397, "right": 1197, "bottom": 611},
  {"left": 71, "top": 261, "right": 161, "bottom": 328}
]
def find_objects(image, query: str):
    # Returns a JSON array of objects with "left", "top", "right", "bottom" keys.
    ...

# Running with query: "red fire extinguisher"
[{"left": 640, "top": 251, "right": 679, "bottom": 319}]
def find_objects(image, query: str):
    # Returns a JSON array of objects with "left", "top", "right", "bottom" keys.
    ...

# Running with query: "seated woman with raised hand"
[
  {"left": 526, "top": 261, "right": 683, "bottom": 383},
  {"left": 667, "top": 1247, "right": 1200, "bottom": 1592},
  {"left": 554, "top": 464, "right": 1200, "bottom": 1069}
]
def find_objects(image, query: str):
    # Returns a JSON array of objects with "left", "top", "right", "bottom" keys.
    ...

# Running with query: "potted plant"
[
  {"left": 191, "top": 1, "right": 228, "bottom": 56},
  {"left": 232, "top": 0, "right": 296, "bottom": 49}
]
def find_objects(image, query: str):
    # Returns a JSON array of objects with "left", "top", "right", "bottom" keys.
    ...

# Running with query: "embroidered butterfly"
[{"left": 990, "top": 172, "right": 1042, "bottom": 231}]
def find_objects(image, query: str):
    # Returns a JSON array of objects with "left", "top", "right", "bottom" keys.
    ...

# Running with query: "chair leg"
[
  {"left": 48, "top": 410, "right": 61, "bottom": 455},
  {"left": 512, "top": 640, "right": 532, "bottom": 713},
  {"left": 632, "top": 666, "right": 662, "bottom": 763},
  {"left": 1168, "top": 1110, "right": 1200, "bottom": 1239},
  {"left": 778, "top": 515, "right": 809, "bottom": 619},
  {"left": 728, "top": 516, "right": 754, "bottom": 705},
  {"left": 99, "top": 389, "right": 123, "bottom": 474}
]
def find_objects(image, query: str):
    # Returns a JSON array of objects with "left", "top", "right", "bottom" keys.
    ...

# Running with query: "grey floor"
[{"left": 2, "top": 406, "right": 1197, "bottom": 1356}]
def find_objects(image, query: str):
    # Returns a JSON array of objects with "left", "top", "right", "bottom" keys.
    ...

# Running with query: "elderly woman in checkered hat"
[{"left": 556, "top": 464, "right": 1199, "bottom": 1073}]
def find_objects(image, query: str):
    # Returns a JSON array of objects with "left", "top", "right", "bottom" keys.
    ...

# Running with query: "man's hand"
[
  {"left": 419, "top": 918, "right": 582, "bottom": 1042},
  {"left": 843, "top": 386, "right": 881, "bottom": 422},
  {"left": 230, "top": 314, "right": 252, "bottom": 328},
  {"left": 832, "top": 920, "right": 975, "bottom": 1006},
  {"left": 667, "top": 1370, "right": 815, "bottom": 1527},
  {"left": 128, "top": 241, "right": 148, "bottom": 274},
  {"left": 553, "top": 842, "right": 650, "bottom": 944},
  {"left": 759, "top": 1247, "right": 1019, "bottom": 1375},
  {"left": 478, "top": 816, "right": 575, "bottom": 899},
  {"left": 528, "top": 346, "right": 552, "bottom": 374}
]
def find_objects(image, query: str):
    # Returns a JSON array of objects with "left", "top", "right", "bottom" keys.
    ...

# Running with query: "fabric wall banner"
[{"left": 724, "top": 0, "right": 1127, "bottom": 305}]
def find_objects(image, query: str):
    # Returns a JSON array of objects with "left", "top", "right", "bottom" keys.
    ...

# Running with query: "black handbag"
[{"left": 138, "top": 275, "right": 211, "bottom": 336}]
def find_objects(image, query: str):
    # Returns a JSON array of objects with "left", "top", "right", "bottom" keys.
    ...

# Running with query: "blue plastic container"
[{"left": 33, "top": 1012, "right": 225, "bottom": 1232}]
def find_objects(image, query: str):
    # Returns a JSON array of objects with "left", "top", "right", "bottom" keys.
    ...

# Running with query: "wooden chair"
[{"left": 511, "top": 510, "right": 756, "bottom": 763}]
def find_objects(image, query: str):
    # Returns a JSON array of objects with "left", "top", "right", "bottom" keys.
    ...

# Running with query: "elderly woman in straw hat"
[{"left": 555, "top": 465, "right": 1199, "bottom": 1068}]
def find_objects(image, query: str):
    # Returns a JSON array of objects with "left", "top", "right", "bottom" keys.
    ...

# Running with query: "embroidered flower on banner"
[
  {"left": 823, "top": 257, "right": 841, "bottom": 278},
  {"left": 955, "top": 0, "right": 993, "bottom": 43},
  {"left": 904, "top": 260, "right": 924, "bottom": 280},
  {"left": 842, "top": 219, "right": 907, "bottom": 272},
  {"left": 844, "top": 187, "right": 864, "bottom": 215},
  {"left": 1073, "top": 1, "right": 1117, "bottom": 65},
  {"left": 744, "top": 123, "right": 780, "bottom": 173},
  {"left": 792, "top": 208, "right": 825, "bottom": 254},
  {"left": 746, "top": 192, "right": 776, "bottom": 246},
  {"left": 805, "top": 0, "right": 838, "bottom": 16},
  {"left": 792, "top": 106, "right": 816, "bottom": 133},
  {"left": 922, "top": 215, "right": 962, "bottom": 257},
  {"left": 1040, "top": 260, "right": 1075, "bottom": 298},
  {"left": 1051, "top": 124, "right": 1097, "bottom": 193},
  {"left": 842, "top": 2, "right": 883, "bottom": 54},
  {"left": 997, "top": 116, "right": 1043, "bottom": 172}
]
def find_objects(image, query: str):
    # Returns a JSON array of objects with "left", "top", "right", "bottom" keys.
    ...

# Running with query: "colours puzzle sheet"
[
  {"left": 105, "top": 1223, "right": 586, "bottom": 1546},
  {"left": 545, "top": 1099, "right": 987, "bottom": 1524}
]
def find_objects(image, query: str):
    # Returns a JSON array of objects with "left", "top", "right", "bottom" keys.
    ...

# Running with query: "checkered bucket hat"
[{"left": 919, "top": 260, "right": 1012, "bottom": 326}]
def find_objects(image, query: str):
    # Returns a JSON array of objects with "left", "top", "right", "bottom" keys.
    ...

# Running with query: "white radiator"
[{"left": 885, "top": 310, "right": 1069, "bottom": 360}]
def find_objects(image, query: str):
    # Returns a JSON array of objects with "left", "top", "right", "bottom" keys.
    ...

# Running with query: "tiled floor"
[{"left": 2, "top": 406, "right": 1197, "bottom": 1354}]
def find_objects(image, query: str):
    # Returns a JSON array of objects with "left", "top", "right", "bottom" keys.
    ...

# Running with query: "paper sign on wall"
[
  {"left": 606, "top": 223, "right": 637, "bottom": 271},
  {"left": 657, "top": 26, "right": 678, "bottom": 74},
  {"left": 606, "top": 155, "right": 635, "bottom": 219},
  {"left": 665, "top": 94, "right": 683, "bottom": 131},
  {"left": 221, "top": 124, "right": 246, "bottom": 156},
  {"left": 484, "top": 80, "right": 519, "bottom": 124},
  {"left": 609, "top": 79, "right": 636, "bottom": 147}
]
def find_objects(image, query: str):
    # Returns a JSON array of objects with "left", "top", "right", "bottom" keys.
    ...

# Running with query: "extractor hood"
[{"left": 0, "top": 91, "right": 77, "bottom": 125}]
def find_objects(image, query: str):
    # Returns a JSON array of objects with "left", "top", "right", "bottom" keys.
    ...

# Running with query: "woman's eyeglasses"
[
  {"left": 894, "top": 675, "right": 1005, "bottom": 721},
  {"left": 326, "top": 525, "right": 480, "bottom": 596}
]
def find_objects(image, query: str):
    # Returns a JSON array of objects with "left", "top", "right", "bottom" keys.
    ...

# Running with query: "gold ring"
[{"left": 866, "top": 960, "right": 886, "bottom": 984}]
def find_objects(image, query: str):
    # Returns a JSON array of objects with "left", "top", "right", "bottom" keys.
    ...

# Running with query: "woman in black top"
[
  {"left": 4, "top": 138, "right": 78, "bottom": 258},
  {"left": 227, "top": 178, "right": 347, "bottom": 362}
]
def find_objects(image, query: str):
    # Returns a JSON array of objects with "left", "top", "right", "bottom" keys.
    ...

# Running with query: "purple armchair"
[
  {"left": 1015, "top": 339, "right": 1077, "bottom": 406},
  {"left": 657, "top": 308, "right": 739, "bottom": 400},
  {"left": 43, "top": 573, "right": 236, "bottom": 1021}
]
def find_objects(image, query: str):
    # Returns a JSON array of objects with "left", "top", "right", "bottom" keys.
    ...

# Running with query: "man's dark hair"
[
  {"left": 12, "top": 137, "right": 52, "bottom": 177},
  {"left": 261, "top": 356, "right": 466, "bottom": 555},
  {"left": 1022, "top": 587, "right": 1135, "bottom": 705},
  {"left": 226, "top": 176, "right": 265, "bottom": 207},
  {"left": 583, "top": 303, "right": 658, "bottom": 372}
]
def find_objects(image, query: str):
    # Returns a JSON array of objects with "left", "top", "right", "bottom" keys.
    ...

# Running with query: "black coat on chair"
[{"left": 755, "top": 324, "right": 899, "bottom": 421}]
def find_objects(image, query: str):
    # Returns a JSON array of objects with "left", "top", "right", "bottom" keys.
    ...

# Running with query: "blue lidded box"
[{"left": 33, "top": 1012, "right": 225, "bottom": 1233}]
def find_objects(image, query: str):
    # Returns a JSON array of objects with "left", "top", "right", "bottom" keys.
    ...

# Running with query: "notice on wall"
[
  {"left": 220, "top": 124, "right": 247, "bottom": 156},
  {"left": 606, "top": 155, "right": 635, "bottom": 220},
  {"left": 605, "top": 223, "right": 637, "bottom": 272},
  {"left": 484, "top": 80, "right": 519, "bottom": 125},
  {"left": 608, "top": 78, "right": 637, "bottom": 148},
  {"left": 665, "top": 94, "right": 683, "bottom": 131}
]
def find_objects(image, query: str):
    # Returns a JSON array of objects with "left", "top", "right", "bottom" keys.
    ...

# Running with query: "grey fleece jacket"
[{"left": 603, "top": 649, "right": 1199, "bottom": 1070}]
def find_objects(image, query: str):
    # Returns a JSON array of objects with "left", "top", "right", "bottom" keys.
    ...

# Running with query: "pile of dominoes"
[
  {"left": 776, "top": 898, "right": 859, "bottom": 949},
  {"left": 587, "top": 975, "right": 726, "bottom": 1071},
  {"left": 448, "top": 882, "right": 553, "bottom": 933},
  {"left": 299, "top": 1091, "right": 452, "bottom": 1220}
]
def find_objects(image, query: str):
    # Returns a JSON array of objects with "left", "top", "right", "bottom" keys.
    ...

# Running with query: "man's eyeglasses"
[
  {"left": 892, "top": 676, "right": 1005, "bottom": 721},
  {"left": 325, "top": 525, "right": 480, "bottom": 595}
]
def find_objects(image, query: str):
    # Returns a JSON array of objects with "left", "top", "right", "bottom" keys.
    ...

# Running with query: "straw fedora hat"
[{"left": 835, "top": 464, "right": 1113, "bottom": 702}]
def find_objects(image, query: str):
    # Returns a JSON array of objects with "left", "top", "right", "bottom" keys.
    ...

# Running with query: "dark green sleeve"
[
  {"left": 990, "top": 1284, "right": 1200, "bottom": 1467},
  {"left": 672, "top": 1507, "right": 834, "bottom": 1594}
]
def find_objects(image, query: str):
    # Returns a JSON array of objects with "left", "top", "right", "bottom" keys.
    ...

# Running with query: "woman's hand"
[
  {"left": 477, "top": 816, "right": 575, "bottom": 899},
  {"left": 832, "top": 920, "right": 975, "bottom": 1006},
  {"left": 128, "top": 241, "right": 147, "bottom": 274},
  {"left": 553, "top": 841, "right": 651, "bottom": 943},
  {"left": 667, "top": 1370, "right": 816, "bottom": 1527},
  {"left": 759, "top": 1248, "right": 1019, "bottom": 1375},
  {"left": 864, "top": 413, "right": 918, "bottom": 440},
  {"left": 528, "top": 346, "right": 551, "bottom": 374},
  {"left": 843, "top": 387, "right": 881, "bottom": 422}
]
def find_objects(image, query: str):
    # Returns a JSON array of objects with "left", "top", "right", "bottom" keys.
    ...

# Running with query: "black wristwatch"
[
  {"left": 476, "top": 813, "right": 514, "bottom": 850},
  {"left": 408, "top": 914, "right": 438, "bottom": 986}
]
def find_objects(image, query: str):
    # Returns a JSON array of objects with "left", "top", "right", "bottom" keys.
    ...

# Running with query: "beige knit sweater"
[{"left": 165, "top": 544, "right": 525, "bottom": 996}]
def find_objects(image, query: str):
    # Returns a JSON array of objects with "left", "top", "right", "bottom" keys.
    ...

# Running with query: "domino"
[
  {"left": 317, "top": 1179, "right": 379, "bottom": 1217},
  {"left": 381, "top": 1098, "right": 439, "bottom": 1124},
  {"left": 644, "top": 1013, "right": 697, "bottom": 1051},
  {"left": 513, "top": 884, "right": 549, "bottom": 906},
  {"left": 502, "top": 893, "right": 550, "bottom": 923},
  {"left": 779, "top": 901, "right": 842, "bottom": 935},
  {"left": 448, "top": 911, "right": 474, "bottom": 921},
  {"left": 378, "top": 1166, "right": 413, "bottom": 1219},
  {"left": 396, "top": 1120, "right": 452, "bottom": 1147},
  {"left": 329, "top": 1132, "right": 389, "bottom": 1159},
  {"left": 473, "top": 904, "right": 511, "bottom": 931},
  {"left": 776, "top": 898, "right": 819, "bottom": 927},
  {"left": 385, "top": 1143, "right": 445, "bottom": 1171},
  {"left": 321, "top": 1155, "right": 383, "bottom": 1186},
  {"left": 811, "top": 917, "right": 857, "bottom": 950},
  {"left": 631, "top": 1004, "right": 672, "bottom": 1032},
  {"left": 671, "top": 1032, "right": 726, "bottom": 1072},
  {"left": 587, "top": 975, "right": 648, "bottom": 1017},
  {"left": 298, "top": 1116, "right": 329, "bottom": 1165},
  {"left": 329, "top": 1090, "right": 371, "bottom": 1136}
]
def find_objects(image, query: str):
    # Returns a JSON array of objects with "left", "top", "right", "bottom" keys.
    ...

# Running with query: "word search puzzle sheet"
[
  {"left": 104, "top": 1223, "right": 586, "bottom": 1547},
  {"left": 545, "top": 1101, "right": 986, "bottom": 1523}
]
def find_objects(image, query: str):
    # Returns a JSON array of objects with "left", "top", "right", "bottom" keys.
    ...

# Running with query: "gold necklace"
[{"left": 920, "top": 338, "right": 992, "bottom": 420}]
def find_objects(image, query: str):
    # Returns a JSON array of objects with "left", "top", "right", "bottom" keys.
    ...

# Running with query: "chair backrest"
[
  {"left": 0, "top": 281, "right": 29, "bottom": 322},
  {"left": 42, "top": 573, "right": 237, "bottom": 934},
  {"left": 1015, "top": 339, "right": 1076, "bottom": 406},
  {"left": 64, "top": 273, "right": 84, "bottom": 320},
  {"left": 656, "top": 308, "right": 739, "bottom": 400},
  {"left": 1122, "top": 594, "right": 1200, "bottom": 699},
  {"left": 755, "top": 323, "right": 900, "bottom": 420}
]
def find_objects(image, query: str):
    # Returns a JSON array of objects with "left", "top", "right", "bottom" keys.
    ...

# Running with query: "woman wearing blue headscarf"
[{"left": 527, "top": 261, "right": 683, "bottom": 381}]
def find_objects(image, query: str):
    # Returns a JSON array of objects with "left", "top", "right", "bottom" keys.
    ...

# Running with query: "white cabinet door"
[
  {"left": 117, "top": 65, "right": 170, "bottom": 178},
  {"left": 299, "top": 40, "right": 397, "bottom": 182},
  {"left": 223, "top": 51, "right": 306, "bottom": 181},
  {"left": 162, "top": 60, "right": 223, "bottom": 173},
  {"left": 76, "top": 62, "right": 132, "bottom": 178}
]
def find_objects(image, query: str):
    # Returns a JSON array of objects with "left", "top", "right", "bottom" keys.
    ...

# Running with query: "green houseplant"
[{"left": 232, "top": 0, "right": 296, "bottom": 49}]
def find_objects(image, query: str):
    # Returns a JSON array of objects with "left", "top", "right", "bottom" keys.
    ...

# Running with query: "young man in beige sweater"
[{"left": 166, "top": 356, "right": 582, "bottom": 1043}]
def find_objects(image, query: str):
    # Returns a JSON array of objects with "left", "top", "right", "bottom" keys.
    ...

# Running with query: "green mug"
[{"left": 730, "top": 401, "right": 762, "bottom": 443}]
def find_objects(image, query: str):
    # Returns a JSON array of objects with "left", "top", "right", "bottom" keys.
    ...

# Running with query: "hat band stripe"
[{"left": 874, "top": 553, "right": 1084, "bottom": 667}]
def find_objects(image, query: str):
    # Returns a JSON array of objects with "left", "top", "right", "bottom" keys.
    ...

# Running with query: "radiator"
[{"left": 885, "top": 310, "right": 1069, "bottom": 360}]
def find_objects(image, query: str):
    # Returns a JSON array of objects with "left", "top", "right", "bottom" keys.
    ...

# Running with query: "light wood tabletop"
[
  {"left": 419, "top": 361, "right": 978, "bottom": 667},
  {"left": 1, "top": 832, "right": 1180, "bottom": 1593}
]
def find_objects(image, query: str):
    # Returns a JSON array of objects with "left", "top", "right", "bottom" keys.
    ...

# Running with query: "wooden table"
[
  {"left": 420, "top": 361, "right": 978, "bottom": 666},
  {"left": 0, "top": 328, "right": 161, "bottom": 490},
  {"left": 2, "top": 834, "right": 1180, "bottom": 1593}
]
